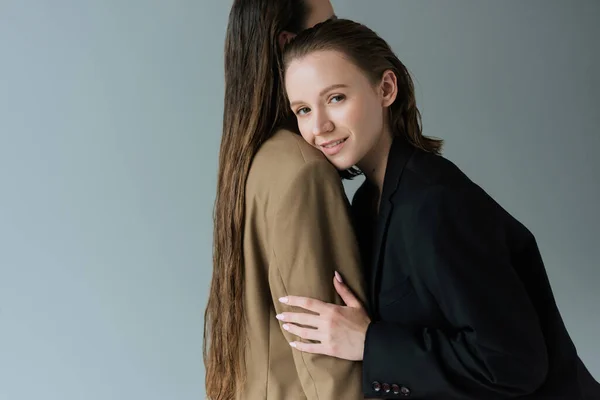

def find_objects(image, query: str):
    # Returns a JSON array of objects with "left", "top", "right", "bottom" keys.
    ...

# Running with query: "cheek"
[
  {"left": 331, "top": 103, "right": 360, "bottom": 129},
  {"left": 338, "top": 100, "right": 375, "bottom": 133},
  {"left": 358, "top": 98, "right": 384, "bottom": 134}
]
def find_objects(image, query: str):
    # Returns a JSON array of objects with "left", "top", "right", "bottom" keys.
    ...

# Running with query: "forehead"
[
  {"left": 303, "top": 0, "right": 334, "bottom": 28},
  {"left": 286, "top": 51, "right": 365, "bottom": 93}
]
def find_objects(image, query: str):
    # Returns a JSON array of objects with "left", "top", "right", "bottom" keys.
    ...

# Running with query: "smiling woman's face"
[{"left": 285, "top": 50, "right": 390, "bottom": 171}]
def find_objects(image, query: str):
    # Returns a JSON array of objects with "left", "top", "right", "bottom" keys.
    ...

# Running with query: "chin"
[
  {"left": 329, "top": 159, "right": 355, "bottom": 171},
  {"left": 322, "top": 150, "right": 356, "bottom": 170}
]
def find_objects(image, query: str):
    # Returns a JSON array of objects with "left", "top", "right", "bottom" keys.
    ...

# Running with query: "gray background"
[{"left": 0, "top": 1, "right": 598, "bottom": 399}]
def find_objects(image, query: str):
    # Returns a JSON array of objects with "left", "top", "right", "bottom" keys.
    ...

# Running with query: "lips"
[
  {"left": 319, "top": 138, "right": 347, "bottom": 148},
  {"left": 319, "top": 137, "right": 348, "bottom": 156}
]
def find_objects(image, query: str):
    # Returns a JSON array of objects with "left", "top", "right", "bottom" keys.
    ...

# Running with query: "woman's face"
[{"left": 285, "top": 50, "right": 394, "bottom": 171}]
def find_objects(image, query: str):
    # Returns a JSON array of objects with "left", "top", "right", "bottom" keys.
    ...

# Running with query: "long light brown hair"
[
  {"left": 283, "top": 18, "right": 443, "bottom": 155},
  {"left": 203, "top": 1, "right": 308, "bottom": 399}
]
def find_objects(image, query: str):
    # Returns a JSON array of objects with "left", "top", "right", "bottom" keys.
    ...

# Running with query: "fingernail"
[
  {"left": 279, "top": 297, "right": 288, "bottom": 303},
  {"left": 334, "top": 271, "right": 343, "bottom": 283},
  {"left": 283, "top": 324, "right": 290, "bottom": 331},
  {"left": 276, "top": 314, "right": 285, "bottom": 320},
  {"left": 289, "top": 341, "right": 297, "bottom": 348}
]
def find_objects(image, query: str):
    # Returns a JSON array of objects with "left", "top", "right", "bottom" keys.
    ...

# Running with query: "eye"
[
  {"left": 296, "top": 106, "right": 311, "bottom": 116},
  {"left": 329, "top": 94, "right": 346, "bottom": 103}
]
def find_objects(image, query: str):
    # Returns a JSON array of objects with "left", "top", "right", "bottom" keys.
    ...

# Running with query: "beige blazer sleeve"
[{"left": 269, "top": 159, "right": 367, "bottom": 400}]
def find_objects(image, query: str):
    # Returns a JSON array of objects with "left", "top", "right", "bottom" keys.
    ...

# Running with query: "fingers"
[
  {"left": 279, "top": 295, "right": 328, "bottom": 312},
  {"left": 276, "top": 311, "right": 319, "bottom": 327},
  {"left": 282, "top": 323, "right": 322, "bottom": 341},
  {"left": 289, "top": 341, "right": 325, "bottom": 355},
  {"left": 333, "top": 272, "right": 362, "bottom": 309}
]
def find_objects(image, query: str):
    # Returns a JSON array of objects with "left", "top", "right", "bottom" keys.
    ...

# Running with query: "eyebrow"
[{"left": 289, "top": 83, "right": 348, "bottom": 108}]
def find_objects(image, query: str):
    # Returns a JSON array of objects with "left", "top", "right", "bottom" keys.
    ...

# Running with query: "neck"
[{"left": 358, "top": 129, "right": 393, "bottom": 197}]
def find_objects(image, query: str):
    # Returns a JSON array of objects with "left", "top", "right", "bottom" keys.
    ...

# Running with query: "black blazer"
[{"left": 353, "top": 138, "right": 600, "bottom": 399}]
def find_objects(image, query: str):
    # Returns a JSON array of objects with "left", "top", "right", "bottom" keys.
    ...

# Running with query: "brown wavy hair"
[
  {"left": 283, "top": 18, "right": 443, "bottom": 155},
  {"left": 203, "top": 1, "right": 309, "bottom": 399}
]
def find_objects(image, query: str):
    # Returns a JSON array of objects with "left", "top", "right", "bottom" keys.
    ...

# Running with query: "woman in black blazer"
[{"left": 276, "top": 19, "right": 600, "bottom": 399}]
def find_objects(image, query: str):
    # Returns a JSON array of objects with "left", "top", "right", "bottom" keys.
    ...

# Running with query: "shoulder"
[
  {"left": 253, "top": 129, "right": 329, "bottom": 167},
  {"left": 392, "top": 148, "right": 495, "bottom": 213},
  {"left": 247, "top": 129, "right": 344, "bottom": 204},
  {"left": 403, "top": 148, "right": 472, "bottom": 189},
  {"left": 400, "top": 183, "right": 503, "bottom": 253}
]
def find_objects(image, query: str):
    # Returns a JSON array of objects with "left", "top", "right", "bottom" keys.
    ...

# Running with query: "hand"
[{"left": 277, "top": 271, "right": 371, "bottom": 361}]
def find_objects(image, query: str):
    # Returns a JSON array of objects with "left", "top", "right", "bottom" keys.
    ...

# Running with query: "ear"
[
  {"left": 379, "top": 70, "right": 398, "bottom": 107},
  {"left": 278, "top": 31, "right": 296, "bottom": 50}
]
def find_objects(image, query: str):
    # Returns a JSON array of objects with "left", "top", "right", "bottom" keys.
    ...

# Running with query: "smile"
[
  {"left": 319, "top": 138, "right": 348, "bottom": 156},
  {"left": 322, "top": 138, "right": 347, "bottom": 148}
]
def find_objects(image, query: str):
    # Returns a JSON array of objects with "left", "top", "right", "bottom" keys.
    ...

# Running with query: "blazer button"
[
  {"left": 400, "top": 385, "right": 411, "bottom": 397},
  {"left": 391, "top": 384, "right": 401, "bottom": 394},
  {"left": 372, "top": 381, "right": 381, "bottom": 392},
  {"left": 382, "top": 383, "right": 391, "bottom": 393}
]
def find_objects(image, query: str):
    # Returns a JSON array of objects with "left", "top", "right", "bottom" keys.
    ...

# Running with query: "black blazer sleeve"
[{"left": 363, "top": 186, "right": 549, "bottom": 399}]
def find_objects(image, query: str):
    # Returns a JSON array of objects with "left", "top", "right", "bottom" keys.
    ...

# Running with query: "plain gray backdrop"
[{"left": 0, "top": 1, "right": 598, "bottom": 399}]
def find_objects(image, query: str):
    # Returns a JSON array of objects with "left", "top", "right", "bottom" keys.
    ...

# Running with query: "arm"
[
  {"left": 363, "top": 186, "right": 548, "bottom": 399},
  {"left": 270, "top": 159, "right": 367, "bottom": 400}
]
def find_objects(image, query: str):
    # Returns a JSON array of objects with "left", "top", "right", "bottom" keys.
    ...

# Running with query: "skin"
[
  {"left": 286, "top": 50, "right": 397, "bottom": 193},
  {"left": 279, "top": 49, "right": 399, "bottom": 361}
]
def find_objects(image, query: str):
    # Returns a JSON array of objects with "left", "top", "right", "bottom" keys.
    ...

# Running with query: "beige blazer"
[{"left": 237, "top": 129, "right": 367, "bottom": 399}]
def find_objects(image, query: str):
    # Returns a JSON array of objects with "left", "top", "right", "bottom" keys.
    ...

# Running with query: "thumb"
[{"left": 333, "top": 271, "right": 362, "bottom": 308}]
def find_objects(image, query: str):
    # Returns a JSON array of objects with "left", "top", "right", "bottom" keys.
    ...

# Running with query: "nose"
[{"left": 312, "top": 110, "right": 334, "bottom": 136}]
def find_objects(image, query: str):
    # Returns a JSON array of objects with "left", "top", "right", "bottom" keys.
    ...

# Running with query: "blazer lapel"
[{"left": 369, "top": 138, "right": 415, "bottom": 310}]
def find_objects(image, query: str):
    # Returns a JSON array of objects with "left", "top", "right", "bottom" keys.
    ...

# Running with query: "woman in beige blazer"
[{"left": 203, "top": 1, "right": 369, "bottom": 399}]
